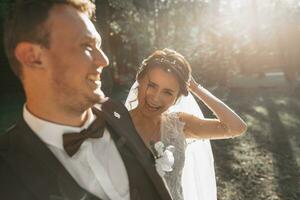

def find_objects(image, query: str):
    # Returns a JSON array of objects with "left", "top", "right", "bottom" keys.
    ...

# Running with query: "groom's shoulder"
[
  {"left": 0, "top": 132, "right": 9, "bottom": 165},
  {"left": 0, "top": 125, "right": 17, "bottom": 169},
  {"left": 0, "top": 133, "right": 9, "bottom": 151},
  {"left": 0, "top": 124, "right": 18, "bottom": 151}
]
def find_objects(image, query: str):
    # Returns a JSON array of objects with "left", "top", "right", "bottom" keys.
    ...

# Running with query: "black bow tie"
[{"left": 63, "top": 116, "right": 105, "bottom": 157}]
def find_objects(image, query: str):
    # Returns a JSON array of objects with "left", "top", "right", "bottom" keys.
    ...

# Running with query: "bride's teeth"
[
  {"left": 150, "top": 104, "right": 158, "bottom": 108},
  {"left": 148, "top": 103, "right": 159, "bottom": 110}
]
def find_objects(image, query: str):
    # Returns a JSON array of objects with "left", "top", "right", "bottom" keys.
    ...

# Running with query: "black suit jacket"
[{"left": 0, "top": 99, "right": 172, "bottom": 200}]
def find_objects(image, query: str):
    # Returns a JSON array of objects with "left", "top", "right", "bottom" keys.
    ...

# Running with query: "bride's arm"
[{"left": 179, "top": 78, "right": 247, "bottom": 139}]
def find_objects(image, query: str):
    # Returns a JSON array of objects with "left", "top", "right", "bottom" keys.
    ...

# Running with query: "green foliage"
[
  {"left": 100, "top": 0, "right": 300, "bottom": 87},
  {"left": 1, "top": 0, "right": 299, "bottom": 88},
  {"left": 0, "top": 0, "right": 9, "bottom": 20},
  {"left": 0, "top": 0, "right": 10, "bottom": 59}
]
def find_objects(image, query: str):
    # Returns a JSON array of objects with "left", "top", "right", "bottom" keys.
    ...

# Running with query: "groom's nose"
[{"left": 94, "top": 48, "right": 109, "bottom": 68}]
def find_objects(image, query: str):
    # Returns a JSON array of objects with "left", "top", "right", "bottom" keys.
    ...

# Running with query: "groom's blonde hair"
[{"left": 4, "top": 0, "right": 95, "bottom": 79}]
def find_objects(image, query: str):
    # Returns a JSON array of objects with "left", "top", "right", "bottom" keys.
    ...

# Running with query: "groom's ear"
[{"left": 15, "top": 42, "right": 43, "bottom": 68}]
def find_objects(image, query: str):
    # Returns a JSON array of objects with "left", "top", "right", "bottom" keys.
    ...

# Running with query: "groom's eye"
[{"left": 82, "top": 43, "right": 93, "bottom": 51}]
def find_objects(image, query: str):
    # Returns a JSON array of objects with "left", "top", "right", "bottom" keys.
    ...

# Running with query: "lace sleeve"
[{"left": 160, "top": 112, "right": 185, "bottom": 139}]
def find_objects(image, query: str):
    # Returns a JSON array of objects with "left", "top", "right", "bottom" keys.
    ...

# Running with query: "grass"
[
  {"left": 0, "top": 86, "right": 299, "bottom": 200},
  {"left": 212, "top": 87, "right": 300, "bottom": 200}
]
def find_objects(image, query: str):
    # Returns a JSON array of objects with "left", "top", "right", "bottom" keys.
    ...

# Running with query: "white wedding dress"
[
  {"left": 125, "top": 82, "right": 217, "bottom": 200},
  {"left": 160, "top": 112, "right": 186, "bottom": 200}
]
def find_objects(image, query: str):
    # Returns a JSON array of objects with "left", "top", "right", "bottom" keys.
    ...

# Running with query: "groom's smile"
[{"left": 87, "top": 72, "right": 102, "bottom": 89}]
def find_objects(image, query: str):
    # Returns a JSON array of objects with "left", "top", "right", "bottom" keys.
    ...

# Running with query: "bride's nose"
[{"left": 149, "top": 90, "right": 161, "bottom": 103}]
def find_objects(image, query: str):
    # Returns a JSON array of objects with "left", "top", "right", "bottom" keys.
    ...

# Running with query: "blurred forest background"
[{"left": 0, "top": 0, "right": 300, "bottom": 199}]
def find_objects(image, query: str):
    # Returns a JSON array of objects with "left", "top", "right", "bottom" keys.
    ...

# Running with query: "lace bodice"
[{"left": 160, "top": 112, "right": 186, "bottom": 200}]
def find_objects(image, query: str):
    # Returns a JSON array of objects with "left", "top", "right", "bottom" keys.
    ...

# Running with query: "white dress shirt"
[{"left": 23, "top": 105, "right": 130, "bottom": 200}]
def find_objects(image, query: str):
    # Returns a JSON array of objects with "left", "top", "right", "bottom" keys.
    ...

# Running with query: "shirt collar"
[{"left": 23, "top": 104, "right": 95, "bottom": 150}]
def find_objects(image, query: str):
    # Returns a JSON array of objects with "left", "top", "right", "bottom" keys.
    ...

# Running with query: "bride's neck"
[
  {"left": 130, "top": 108, "right": 160, "bottom": 126},
  {"left": 130, "top": 108, "right": 161, "bottom": 144}
]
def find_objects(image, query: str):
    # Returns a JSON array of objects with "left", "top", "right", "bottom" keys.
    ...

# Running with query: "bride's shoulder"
[
  {"left": 164, "top": 112, "right": 190, "bottom": 122},
  {"left": 163, "top": 112, "right": 180, "bottom": 119},
  {"left": 163, "top": 112, "right": 186, "bottom": 127},
  {"left": 161, "top": 112, "right": 186, "bottom": 140}
]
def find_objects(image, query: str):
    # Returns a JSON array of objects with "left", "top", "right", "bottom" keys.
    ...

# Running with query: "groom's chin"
[{"left": 92, "top": 88, "right": 108, "bottom": 104}]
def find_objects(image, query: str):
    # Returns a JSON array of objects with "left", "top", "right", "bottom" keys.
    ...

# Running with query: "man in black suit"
[{"left": 0, "top": 1, "right": 172, "bottom": 200}]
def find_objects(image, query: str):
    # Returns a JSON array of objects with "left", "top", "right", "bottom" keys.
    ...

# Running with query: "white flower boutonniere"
[{"left": 150, "top": 141, "right": 175, "bottom": 177}]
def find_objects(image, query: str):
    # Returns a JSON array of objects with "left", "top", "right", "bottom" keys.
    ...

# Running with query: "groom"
[{"left": 0, "top": 0, "right": 172, "bottom": 200}]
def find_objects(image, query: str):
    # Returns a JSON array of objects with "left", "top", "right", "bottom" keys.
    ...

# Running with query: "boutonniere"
[{"left": 150, "top": 141, "right": 175, "bottom": 177}]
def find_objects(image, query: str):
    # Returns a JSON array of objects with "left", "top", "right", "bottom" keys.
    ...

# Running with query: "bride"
[{"left": 125, "top": 48, "right": 247, "bottom": 200}]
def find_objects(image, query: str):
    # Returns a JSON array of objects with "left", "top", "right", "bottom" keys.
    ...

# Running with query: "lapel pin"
[{"left": 113, "top": 111, "right": 121, "bottom": 119}]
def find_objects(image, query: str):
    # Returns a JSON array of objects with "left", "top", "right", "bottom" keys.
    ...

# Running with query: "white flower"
[
  {"left": 154, "top": 141, "right": 165, "bottom": 156},
  {"left": 152, "top": 141, "right": 175, "bottom": 177}
]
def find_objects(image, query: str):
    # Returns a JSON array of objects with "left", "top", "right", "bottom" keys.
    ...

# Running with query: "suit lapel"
[
  {"left": 96, "top": 99, "right": 172, "bottom": 200},
  {"left": 95, "top": 100, "right": 152, "bottom": 160},
  {"left": 3, "top": 117, "right": 100, "bottom": 200}
]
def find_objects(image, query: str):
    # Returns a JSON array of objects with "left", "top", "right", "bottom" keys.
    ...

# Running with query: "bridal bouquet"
[{"left": 150, "top": 141, "right": 175, "bottom": 177}]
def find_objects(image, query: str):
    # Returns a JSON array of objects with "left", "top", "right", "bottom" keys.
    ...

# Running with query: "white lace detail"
[{"left": 160, "top": 112, "right": 186, "bottom": 200}]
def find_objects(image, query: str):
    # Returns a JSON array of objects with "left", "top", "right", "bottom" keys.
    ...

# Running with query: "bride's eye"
[
  {"left": 164, "top": 91, "right": 173, "bottom": 96},
  {"left": 147, "top": 83, "right": 155, "bottom": 88}
]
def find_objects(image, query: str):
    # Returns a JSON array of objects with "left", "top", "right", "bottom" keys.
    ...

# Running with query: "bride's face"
[{"left": 137, "top": 67, "right": 180, "bottom": 117}]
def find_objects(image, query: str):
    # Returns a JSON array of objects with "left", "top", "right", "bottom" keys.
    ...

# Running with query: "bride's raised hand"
[{"left": 188, "top": 76, "right": 202, "bottom": 93}]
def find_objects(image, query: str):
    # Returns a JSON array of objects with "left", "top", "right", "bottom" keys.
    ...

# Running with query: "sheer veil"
[{"left": 125, "top": 81, "right": 217, "bottom": 200}]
